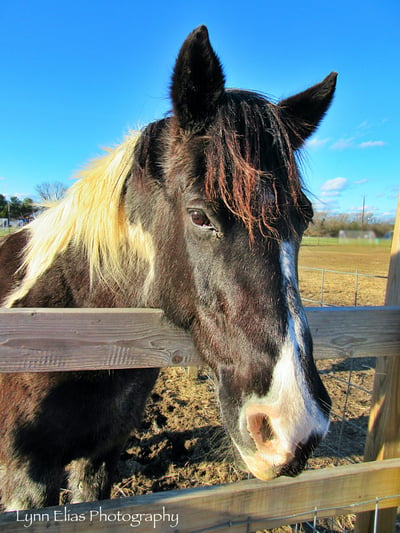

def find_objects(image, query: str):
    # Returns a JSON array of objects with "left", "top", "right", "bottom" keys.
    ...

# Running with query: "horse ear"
[
  {"left": 171, "top": 25, "right": 225, "bottom": 130},
  {"left": 279, "top": 72, "right": 338, "bottom": 150}
]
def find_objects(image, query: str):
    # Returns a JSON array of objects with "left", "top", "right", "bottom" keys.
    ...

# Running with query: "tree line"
[
  {"left": 1, "top": 182, "right": 395, "bottom": 237},
  {"left": 305, "top": 211, "right": 394, "bottom": 238},
  {"left": 0, "top": 182, "right": 67, "bottom": 221},
  {"left": 0, "top": 195, "right": 35, "bottom": 219}
]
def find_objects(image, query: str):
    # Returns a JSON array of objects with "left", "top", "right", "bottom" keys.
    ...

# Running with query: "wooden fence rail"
[
  {"left": 0, "top": 306, "right": 399, "bottom": 372},
  {"left": 0, "top": 458, "right": 399, "bottom": 532}
]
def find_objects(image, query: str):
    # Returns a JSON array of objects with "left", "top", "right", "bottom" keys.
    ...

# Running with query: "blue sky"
[{"left": 0, "top": 0, "right": 398, "bottom": 220}]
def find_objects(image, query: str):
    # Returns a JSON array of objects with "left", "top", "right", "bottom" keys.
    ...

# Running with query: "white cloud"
[
  {"left": 306, "top": 137, "right": 331, "bottom": 149},
  {"left": 329, "top": 137, "right": 386, "bottom": 150},
  {"left": 320, "top": 177, "right": 348, "bottom": 193},
  {"left": 313, "top": 196, "right": 341, "bottom": 213},
  {"left": 330, "top": 138, "right": 354, "bottom": 150},
  {"left": 354, "top": 203, "right": 374, "bottom": 212},
  {"left": 317, "top": 178, "right": 348, "bottom": 212},
  {"left": 358, "top": 140, "right": 385, "bottom": 148},
  {"left": 10, "top": 192, "right": 30, "bottom": 199},
  {"left": 354, "top": 179, "right": 368, "bottom": 185}
]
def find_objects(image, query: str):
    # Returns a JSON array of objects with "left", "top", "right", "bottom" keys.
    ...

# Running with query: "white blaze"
[
  {"left": 238, "top": 240, "right": 329, "bottom": 471},
  {"left": 272, "top": 240, "right": 329, "bottom": 443}
]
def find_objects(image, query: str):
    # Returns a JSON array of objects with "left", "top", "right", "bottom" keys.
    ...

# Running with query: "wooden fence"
[
  {"left": 0, "top": 306, "right": 398, "bottom": 372},
  {"left": 0, "top": 304, "right": 399, "bottom": 533},
  {"left": 0, "top": 199, "right": 399, "bottom": 532}
]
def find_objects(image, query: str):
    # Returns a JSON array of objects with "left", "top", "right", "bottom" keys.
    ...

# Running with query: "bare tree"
[{"left": 35, "top": 181, "right": 67, "bottom": 202}]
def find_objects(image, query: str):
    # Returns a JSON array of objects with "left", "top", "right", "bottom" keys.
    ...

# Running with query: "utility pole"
[{"left": 361, "top": 195, "right": 365, "bottom": 227}]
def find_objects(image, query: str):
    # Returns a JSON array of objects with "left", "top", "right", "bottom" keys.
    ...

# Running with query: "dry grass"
[{"left": 299, "top": 243, "right": 390, "bottom": 307}]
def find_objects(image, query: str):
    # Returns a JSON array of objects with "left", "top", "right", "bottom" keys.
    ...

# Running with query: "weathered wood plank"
[
  {"left": 0, "top": 458, "right": 399, "bottom": 532},
  {"left": 0, "top": 308, "right": 197, "bottom": 371},
  {"left": 357, "top": 195, "right": 400, "bottom": 533},
  {"left": 307, "top": 306, "right": 400, "bottom": 360},
  {"left": 0, "top": 307, "right": 399, "bottom": 372}
]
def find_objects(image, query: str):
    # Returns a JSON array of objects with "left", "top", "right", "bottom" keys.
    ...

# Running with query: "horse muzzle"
[
  {"left": 233, "top": 400, "right": 330, "bottom": 481},
  {"left": 236, "top": 434, "right": 322, "bottom": 481}
]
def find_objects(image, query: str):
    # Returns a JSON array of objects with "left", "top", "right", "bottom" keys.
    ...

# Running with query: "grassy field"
[
  {"left": 299, "top": 241, "right": 391, "bottom": 307},
  {"left": 301, "top": 235, "right": 392, "bottom": 248},
  {"left": 0, "top": 228, "right": 13, "bottom": 238}
]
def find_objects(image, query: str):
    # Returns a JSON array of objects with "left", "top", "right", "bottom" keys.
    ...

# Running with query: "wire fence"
[
  {"left": 299, "top": 266, "right": 388, "bottom": 308},
  {"left": 290, "top": 266, "right": 395, "bottom": 533},
  {"left": 298, "top": 263, "right": 386, "bottom": 470},
  {"left": 265, "top": 495, "right": 399, "bottom": 533},
  {"left": 191, "top": 494, "right": 400, "bottom": 533}
]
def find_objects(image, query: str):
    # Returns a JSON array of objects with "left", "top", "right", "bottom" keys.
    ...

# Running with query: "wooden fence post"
[{"left": 356, "top": 196, "right": 400, "bottom": 533}]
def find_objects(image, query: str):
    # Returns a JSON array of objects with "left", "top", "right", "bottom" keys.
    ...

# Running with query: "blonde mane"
[{"left": 5, "top": 132, "right": 155, "bottom": 307}]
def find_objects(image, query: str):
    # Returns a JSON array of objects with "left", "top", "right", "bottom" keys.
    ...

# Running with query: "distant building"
[
  {"left": 0, "top": 218, "right": 32, "bottom": 229},
  {"left": 338, "top": 230, "right": 377, "bottom": 243}
]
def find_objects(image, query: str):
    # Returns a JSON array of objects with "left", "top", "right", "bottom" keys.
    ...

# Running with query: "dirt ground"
[{"left": 107, "top": 242, "right": 392, "bottom": 531}]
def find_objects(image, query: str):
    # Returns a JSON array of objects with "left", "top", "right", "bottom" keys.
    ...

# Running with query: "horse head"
[{"left": 128, "top": 25, "right": 336, "bottom": 480}]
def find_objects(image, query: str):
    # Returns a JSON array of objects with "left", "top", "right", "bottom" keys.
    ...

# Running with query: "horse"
[{"left": 0, "top": 26, "right": 337, "bottom": 511}]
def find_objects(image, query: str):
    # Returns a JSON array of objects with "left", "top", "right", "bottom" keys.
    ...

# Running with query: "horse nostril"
[
  {"left": 247, "top": 412, "right": 274, "bottom": 447},
  {"left": 260, "top": 415, "right": 274, "bottom": 441}
]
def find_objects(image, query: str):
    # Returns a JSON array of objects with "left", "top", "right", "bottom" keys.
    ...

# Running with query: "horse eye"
[{"left": 188, "top": 209, "right": 212, "bottom": 228}]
